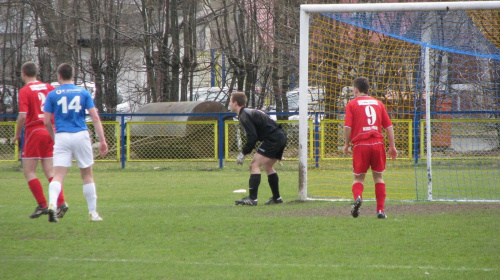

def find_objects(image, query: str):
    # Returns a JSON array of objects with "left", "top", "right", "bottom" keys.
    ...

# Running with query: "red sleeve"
[
  {"left": 344, "top": 101, "right": 353, "bottom": 127},
  {"left": 18, "top": 87, "right": 29, "bottom": 113}
]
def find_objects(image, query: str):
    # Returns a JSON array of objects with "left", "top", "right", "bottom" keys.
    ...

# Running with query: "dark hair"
[
  {"left": 57, "top": 63, "right": 73, "bottom": 80},
  {"left": 353, "top": 77, "right": 370, "bottom": 94},
  {"left": 21, "top": 61, "right": 38, "bottom": 77},
  {"left": 231, "top": 91, "right": 247, "bottom": 107}
]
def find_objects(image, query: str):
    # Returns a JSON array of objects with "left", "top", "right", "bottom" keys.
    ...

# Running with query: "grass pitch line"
[{"left": 5, "top": 257, "right": 497, "bottom": 272}]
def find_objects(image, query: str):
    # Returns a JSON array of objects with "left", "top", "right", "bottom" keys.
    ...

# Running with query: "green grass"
[
  {"left": 0, "top": 162, "right": 499, "bottom": 279},
  {"left": 307, "top": 158, "right": 500, "bottom": 201}
]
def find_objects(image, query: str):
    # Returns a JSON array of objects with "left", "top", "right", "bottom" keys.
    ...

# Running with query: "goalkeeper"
[{"left": 230, "top": 92, "right": 287, "bottom": 206}]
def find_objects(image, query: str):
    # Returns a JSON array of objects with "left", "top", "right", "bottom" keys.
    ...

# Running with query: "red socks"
[
  {"left": 49, "top": 177, "right": 66, "bottom": 206},
  {"left": 375, "top": 183, "right": 386, "bottom": 212},
  {"left": 28, "top": 179, "right": 47, "bottom": 207},
  {"left": 353, "top": 182, "right": 386, "bottom": 213},
  {"left": 352, "top": 182, "right": 364, "bottom": 200}
]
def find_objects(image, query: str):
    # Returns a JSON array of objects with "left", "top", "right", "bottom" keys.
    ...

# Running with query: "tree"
[
  {"left": 28, "top": 0, "right": 74, "bottom": 66},
  {"left": 180, "top": 0, "right": 198, "bottom": 102},
  {"left": 136, "top": 0, "right": 159, "bottom": 103},
  {"left": 0, "top": 0, "right": 32, "bottom": 115},
  {"left": 78, "top": 0, "right": 124, "bottom": 115},
  {"left": 271, "top": 0, "right": 302, "bottom": 117}
]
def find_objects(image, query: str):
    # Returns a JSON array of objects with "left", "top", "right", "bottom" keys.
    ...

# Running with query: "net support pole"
[
  {"left": 424, "top": 46, "right": 433, "bottom": 200},
  {"left": 298, "top": 8, "right": 309, "bottom": 200}
]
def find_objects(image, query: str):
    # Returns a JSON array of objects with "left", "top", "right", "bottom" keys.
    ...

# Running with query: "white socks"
[
  {"left": 48, "top": 181, "right": 62, "bottom": 210},
  {"left": 83, "top": 183, "right": 97, "bottom": 214}
]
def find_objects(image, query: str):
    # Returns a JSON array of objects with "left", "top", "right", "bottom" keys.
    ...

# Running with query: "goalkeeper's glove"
[{"left": 236, "top": 153, "right": 245, "bottom": 165}]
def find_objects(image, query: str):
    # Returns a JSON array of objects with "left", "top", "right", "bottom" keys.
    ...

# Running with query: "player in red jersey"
[
  {"left": 343, "top": 77, "right": 397, "bottom": 219},
  {"left": 12, "top": 62, "right": 68, "bottom": 219}
]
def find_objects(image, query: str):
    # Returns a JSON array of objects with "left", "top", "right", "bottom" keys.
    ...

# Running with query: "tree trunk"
[
  {"left": 168, "top": 0, "right": 180, "bottom": 102},
  {"left": 140, "top": 0, "right": 158, "bottom": 103}
]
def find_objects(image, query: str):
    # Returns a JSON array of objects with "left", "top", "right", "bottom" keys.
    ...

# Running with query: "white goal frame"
[{"left": 298, "top": 1, "right": 500, "bottom": 201}]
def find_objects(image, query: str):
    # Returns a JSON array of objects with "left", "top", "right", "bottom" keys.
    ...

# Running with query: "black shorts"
[{"left": 256, "top": 129, "right": 287, "bottom": 160}]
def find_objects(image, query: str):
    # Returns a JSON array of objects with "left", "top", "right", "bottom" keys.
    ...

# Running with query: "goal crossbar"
[{"left": 301, "top": 1, "right": 500, "bottom": 13}]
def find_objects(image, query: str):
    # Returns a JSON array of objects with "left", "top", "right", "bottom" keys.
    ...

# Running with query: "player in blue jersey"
[{"left": 43, "top": 63, "right": 108, "bottom": 223}]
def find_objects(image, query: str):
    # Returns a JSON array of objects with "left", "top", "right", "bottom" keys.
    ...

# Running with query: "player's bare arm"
[
  {"left": 13, "top": 112, "right": 27, "bottom": 144},
  {"left": 43, "top": 112, "right": 55, "bottom": 140},
  {"left": 88, "top": 107, "right": 108, "bottom": 157},
  {"left": 385, "top": 126, "right": 398, "bottom": 160},
  {"left": 343, "top": 126, "right": 352, "bottom": 154}
]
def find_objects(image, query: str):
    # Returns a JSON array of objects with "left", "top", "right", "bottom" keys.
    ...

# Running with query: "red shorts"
[
  {"left": 22, "top": 127, "right": 54, "bottom": 159},
  {"left": 352, "top": 139, "right": 386, "bottom": 175}
]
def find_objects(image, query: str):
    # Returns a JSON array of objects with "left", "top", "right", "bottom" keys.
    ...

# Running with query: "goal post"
[{"left": 299, "top": 1, "right": 500, "bottom": 202}]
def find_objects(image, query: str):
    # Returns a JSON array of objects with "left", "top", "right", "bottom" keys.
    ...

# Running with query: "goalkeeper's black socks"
[
  {"left": 249, "top": 174, "right": 261, "bottom": 200},
  {"left": 268, "top": 173, "right": 280, "bottom": 199}
]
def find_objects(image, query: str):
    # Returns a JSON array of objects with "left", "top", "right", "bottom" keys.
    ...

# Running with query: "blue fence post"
[
  {"left": 121, "top": 115, "right": 126, "bottom": 168},
  {"left": 18, "top": 127, "right": 24, "bottom": 163},
  {"left": 218, "top": 113, "right": 224, "bottom": 169},
  {"left": 314, "top": 112, "right": 320, "bottom": 168}
]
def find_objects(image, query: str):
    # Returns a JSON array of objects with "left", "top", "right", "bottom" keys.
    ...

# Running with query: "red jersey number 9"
[{"left": 365, "top": 105, "right": 377, "bottom": 125}]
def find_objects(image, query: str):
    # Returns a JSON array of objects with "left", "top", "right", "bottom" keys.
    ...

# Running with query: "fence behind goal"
[{"left": 299, "top": 2, "right": 500, "bottom": 202}]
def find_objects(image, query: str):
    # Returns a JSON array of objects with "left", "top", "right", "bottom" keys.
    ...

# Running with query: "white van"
[{"left": 51, "top": 81, "right": 125, "bottom": 106}]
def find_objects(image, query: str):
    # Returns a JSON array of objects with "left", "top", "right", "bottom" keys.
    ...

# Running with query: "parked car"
[
  {"left": 1, "top": 85, "right": 17, "bottom": 114},
  {"left": 286, "top": 86, "right": 325, "bottom": 112},
  {"left": 51, "top": 81, "right": 125, "bottom": 108},
  {"left": 193, "top": 87, "right": 229, "bottom": 104},
  {"left": 51, "top": 81, "right": 129, "bottom": 123},
  {"left": 285, "top": 87, "right": 325, "bottom": 122}
]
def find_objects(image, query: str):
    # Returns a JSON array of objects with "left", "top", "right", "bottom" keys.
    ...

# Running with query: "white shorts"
[{"left": 53, "top": 130, "right": 94, "bottom": 168}]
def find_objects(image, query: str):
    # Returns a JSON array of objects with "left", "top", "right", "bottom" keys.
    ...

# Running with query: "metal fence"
[
  {"left": 0, "top": 112, "right": 300, "bottom": 168},
  {"left": 126, "top": 120, "right": 218, "bottom": 161},
  {"left": 0, "top": 121, "right": 18, "bottom": 161},
  {"left": 224, "top": 120, "right": 306, "bottom": 162},
  {"left": 1, "top": 111, "right": 499, "bottom": 168}
]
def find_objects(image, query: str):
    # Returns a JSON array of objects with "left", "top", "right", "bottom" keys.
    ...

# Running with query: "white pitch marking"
[
  {"left": 3, "top": 257, "right": 496, "bottom": 272},
  {"left": 232, "top": 189, "right": 246, "bottom": 193}
]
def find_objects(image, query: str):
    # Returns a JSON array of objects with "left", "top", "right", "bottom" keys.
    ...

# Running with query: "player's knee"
[
  {"left": 265, "top": 167, "right": 276, "bottom": 175},
  {"left": 249, "top": 162, "right": 259, "bottom": 171}
]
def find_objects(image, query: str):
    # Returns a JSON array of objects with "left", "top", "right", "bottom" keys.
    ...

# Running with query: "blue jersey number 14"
[{"left": 57, "top": 96, "right": 82, "bottom": 113}]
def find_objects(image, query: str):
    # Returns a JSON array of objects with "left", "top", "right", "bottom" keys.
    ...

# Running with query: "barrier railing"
[{"left": 1, "top": 111, "right": 498, "bottom": 168}]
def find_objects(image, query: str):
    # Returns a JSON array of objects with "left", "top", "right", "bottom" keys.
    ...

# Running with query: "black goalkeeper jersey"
[{"left": 238, "top": 107, "right": 282, "bottom": 155}]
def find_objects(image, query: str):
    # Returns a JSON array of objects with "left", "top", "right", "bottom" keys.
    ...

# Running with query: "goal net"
[{"left": 298, "top": 1, "right": 500, "bottom": 202}]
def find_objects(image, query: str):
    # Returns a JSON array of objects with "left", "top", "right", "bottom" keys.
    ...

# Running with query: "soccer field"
[{"left": 0, "top": 162, "right": 499, "bottom": 279}]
